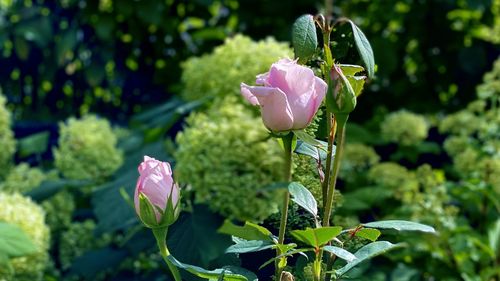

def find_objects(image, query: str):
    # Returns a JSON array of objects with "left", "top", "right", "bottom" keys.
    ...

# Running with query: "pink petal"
[
  {"left": 241, "top": 83, "right": 260, "bottom": 106},
  {"left": 243, "top": 85, "right": 294, "bottom": 132}
]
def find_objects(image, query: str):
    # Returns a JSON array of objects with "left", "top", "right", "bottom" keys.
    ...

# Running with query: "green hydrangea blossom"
[
  {"left": 400, "top": 165, "right": 458, "bottom": 230},
  {"left": 0, "top": 163, "right": 45, "bottom": 193},
  {"left": 53, "top": 115, "right": 123, "bottom": 181},
  {"left": 443, "top": 135, "right": 472, "bottom": 157},
  {"left": 381, "top": 110, "right": 429, "bottom": 146},
  {"left": 368, "top": 162, "right": 418, "bottom": 200},
  {"left": 340, "top": 143, "right": 380, "bottom": 183},
  {"left": 0, "top": 92, "right": 16, "bottom": 178},
  {"left": 439, "top": 110, "right": 483, "bottom": 136},
  {"left": 41, "top": 190, "right": 75, "bottom": 233},
  {"left": 0, "top": 193, "right": 50, "bottom": 281},
  {"left": 59, "top": 219, "right": 112, "bottom": 270},
  {"left": 181, "top": 34, "right": 292, "bottom": 103},
  {"left": 175, "top": 97, "right": 284, "bottom": 221}
]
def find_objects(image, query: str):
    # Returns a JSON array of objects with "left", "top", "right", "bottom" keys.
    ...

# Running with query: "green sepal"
[
  {"left": 159, "top": 192, "right": 181, "bottom": 227},
  {"left": 138, "top": 193, "right": 160, "bottom": 228}
]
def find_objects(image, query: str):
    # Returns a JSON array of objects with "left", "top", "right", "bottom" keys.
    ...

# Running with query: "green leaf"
[
  {"left": 335, "top": 241, "right": 403, "bottom": 277},
  {"left": 339, "top": 64, "right": 365, "bottom": 76},
  {"left": 259, "top": 248, "right": 310, "bottom": 270},
  {"left": 293, "top": 130, "right": 322, "bottom": 147},
  {"left": 0, "top": 222, "right": 37, "bottom": 258},
  {"left": 288, "top": 182, "right": 318, "bottom": 217},
  {"left": 218, "top": 220, "right": 273, "bottom": 242},
  {"left": 167, "top": 255, "right": 257, "bottom": 281},
  {"left": 292, "top": 14, "right": 318, "bottom": 64},
  {"left": 347, "top": 20, "right": 375, "bottom": 78},
  {"left": 225, "top": 240, "right": 274, "bottom": 254},
  {"left": 488, "top": 219, "right": 500, "bottom": 257},
  {"left": 17, "top": 131, "right": 50, "bottom": 157},
  {"left": 26, "top": 179, "right": 90, "bottom": 202},
  {"left": 355, "top": 228, "right": 381, "bottom": 242},
  {"left": 291, "top": 227, "right": 342, "bottom": 248},
  {"left": 167, "top": 205, "right": 234, "bottom": 268},
  {"left": 362, "top": 220, "right": 436, "bottom": 234},
  {"left": 323, "top": 246, "right": 357, "bottom": 262},
  {"left": 346, "top": 75, "right": 366, "bottom": 97},
  {"left": 294, "top": 139, "right": 332, "bottom": 165}
]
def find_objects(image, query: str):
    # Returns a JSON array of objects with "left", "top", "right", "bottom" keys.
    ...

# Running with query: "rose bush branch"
[{"left": 241, "top": 58, "right": 327, "bottom": 278}]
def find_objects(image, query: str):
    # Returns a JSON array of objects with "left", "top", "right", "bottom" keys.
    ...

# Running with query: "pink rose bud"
[
  {"left": 240, "top": 58, "right": 327, "bottom": 132},
  {"left": 134, "top": 156, "right": 180, "bottom": 228}
]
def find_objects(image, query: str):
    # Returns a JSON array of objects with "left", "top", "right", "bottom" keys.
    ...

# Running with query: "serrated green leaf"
[
  {"left": 288, "top": 182, "right": 318, "bottom": 217},
  {"left": 292, "top": 14, "right": 318, "bottom": 64},
  {"left": 323, "top": 246, "right": 357, "bottom": 262},
  {"left": 335, "top": 241, "right": 403, "bottom": 277},
  {"left": 218, "top": 220, "right": 273, "bottom": 242},
  {"left": 346, "top": 75, "right": 366, "bottom": 97},
  {"left": 355, "top": 228, "right": 381, "bottom": 242},
  {"left": 362, "top": 220, "right": 436, "bottom": 233},
  {"left": 339, "top": 64, "right": 364, "bottom": 76},
  {"left": 291, "top": 227, "right": 342, "bottom": 248},
  {"left": 0, "top": 222, "right": 37, "bottom": 258},
  {"left": 225, "top": 240, "right": 274, "bottom": 254},
  {"left": 167, "top": 255, "right": 257, "bottom": 281},
  {"left": 347, "top": 20, "right": 375, "bottom": 78}
]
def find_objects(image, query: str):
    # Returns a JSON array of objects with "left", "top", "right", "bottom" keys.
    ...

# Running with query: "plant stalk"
[
  {"left": 322, "top": 114, "right": 337, "bottom": 208},
  {"left": 152, "top": 227, "right": 182, "bottom": 281},
  {"left": 322, "top": 117, "right": 347, "bottom": 281},
  {"left": 276, "top": 133, "right": 294, "bottom": 279}
]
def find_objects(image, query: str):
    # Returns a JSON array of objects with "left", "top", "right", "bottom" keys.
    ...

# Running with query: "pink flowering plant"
[{"left": 133, "top": 13, "right": 436, "bottom": 281}]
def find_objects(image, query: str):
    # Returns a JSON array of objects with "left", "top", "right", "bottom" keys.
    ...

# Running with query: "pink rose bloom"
[
  {"left": 240, "top": 58, "right": 327, "bottom": 132},
  {"left": 134, "top": 156, "right": 180, "bottom": 224}
]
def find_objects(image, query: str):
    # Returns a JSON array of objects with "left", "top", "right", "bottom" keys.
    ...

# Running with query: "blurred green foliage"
[
  {"left": 0, "top": 92, "right": 16, "bottom": 177},
  {"left": 0, "top": 0, "right": 238, "bottom": 120}
]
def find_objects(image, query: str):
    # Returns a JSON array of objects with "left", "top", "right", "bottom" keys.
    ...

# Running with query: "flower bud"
[
  {"left": 134, "top": 156, "right": 180, "bottom": 228},
  {"left": 326, "top": 65, "right": 358, "bottom": 121}
]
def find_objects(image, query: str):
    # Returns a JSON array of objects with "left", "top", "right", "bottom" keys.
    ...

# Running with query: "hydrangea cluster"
[
  {"left": 0, "top": 92, "right": 16, "bottom": 178},
  {"left": 175, "top": 97, "right": 284, "bottom": 221},
  {"left": 340, "top": 143, "right": 380, "bottom": 183},
  {"left": 41, "top": 190, "right": 76, "bottom": 233},
  {"left": 181, "top": 35, "right": 292, "bottom": 103},
  {"left": 54, "top": 115, "right": 123, "bottom": 181},
  {"left": 59, "top": 219, "right": 112, "bottom": 270},
  {"left": 400, "top": 165, "right": 458, "bottom": 230},
  {"left": 368, "top": 162, "right": 419, "bottom": 200},
  {"left": 440, "top": 58, "right": 500, "bottom": 188},
  {"left": 0, "top": 163, "right": 45, "bottom": 193},
  {"left": 0, "top": 193, "right": 50, "bottom": 281},
  {"left": 381, "top": 110, "right": 429, "bottom": 146}
]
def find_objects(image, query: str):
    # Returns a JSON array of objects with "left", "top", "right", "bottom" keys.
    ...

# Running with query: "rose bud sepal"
[{"left": 137, "top": 191, "right": 180, "bottom": 229}]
